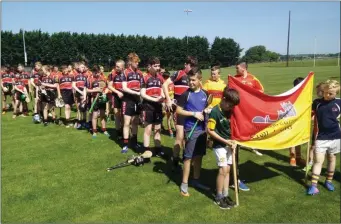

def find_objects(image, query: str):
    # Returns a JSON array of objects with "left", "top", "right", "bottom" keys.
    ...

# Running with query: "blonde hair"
[
  {"left": 42, "top": 65, "right": 51, "bottom": 74},
  {"left": 116, "top": 59, "right": 125, "bottom": 65},
  {"left": 127, "top": 53, "right": 140, "bottom": 63},
  {"left": 316, "top": 81, "right": 325, "bottom": 98},
  {"left": 323, "top": 79, "right": 340, "bottom": 93},
  {"left": 35, "top": 61, "right": 42, "bottom": 67}
]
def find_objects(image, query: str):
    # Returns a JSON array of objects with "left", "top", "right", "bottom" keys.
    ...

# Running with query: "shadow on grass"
[
  {"left": 152, "top": 159, "right": 281, "bottom": 201},
  {"left": 107, "top": 128, "right": 123, "bottom": 148},
  {"left": 257, "top": 150, "right": 289, "bottom": 164},
  {"left": 261, "top": 151, "right": 341, "bottom": 184},
  {"left": 264, "top": 162, "right": 307, "bottom": 187}
]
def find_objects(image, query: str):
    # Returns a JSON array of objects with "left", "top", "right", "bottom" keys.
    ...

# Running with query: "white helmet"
[
  {"left": 32, "top": 114, "right": 41, "bottom": 124},
  {"left": 55, "top": 98, "right": 65, "bottom": 108}
]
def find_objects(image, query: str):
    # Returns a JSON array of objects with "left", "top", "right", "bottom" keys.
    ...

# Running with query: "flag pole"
[
  {"left": 305, "top": 72, "right": 315, "bottom": 185},
  {"left": 304, "top": 141, "right": 311, "bottom": 185},
  {"left": 23, "top": 29, "right": 27, "bottom": 66},
  {"left": 232, "top": 146, "right": 239, "bottom": 206}
]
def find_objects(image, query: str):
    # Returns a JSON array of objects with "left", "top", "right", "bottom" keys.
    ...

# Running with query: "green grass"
[
  {"left": 247, "top": 58, "right": 339, "bottom": 68},
  {"left": 2, "top": 64, "right": 340, "bottom": 223}
]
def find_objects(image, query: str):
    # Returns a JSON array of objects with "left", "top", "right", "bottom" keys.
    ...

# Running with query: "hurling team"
[{"left": 1, "top": 53, "right": 340, "bottom": 209}]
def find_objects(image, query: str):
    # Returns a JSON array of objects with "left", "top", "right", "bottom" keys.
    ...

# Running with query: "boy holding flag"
[{"left": 207, "top": 87, "right": 240, "bottom": 209}]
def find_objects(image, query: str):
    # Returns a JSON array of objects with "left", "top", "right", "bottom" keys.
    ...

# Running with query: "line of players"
[
  {"left": 0, "top": 54, "right": 197, "bottom": 155},
  {"left": 1, "top": 53, "right": 264, "bottom": 191}
]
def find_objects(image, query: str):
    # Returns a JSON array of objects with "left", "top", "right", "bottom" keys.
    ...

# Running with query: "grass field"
[
  {"left": 248, "top": 58, "right": 339, "bottom": 68},
  {"left": 1, "top": 64, "right": 340, "bottom": 223}
]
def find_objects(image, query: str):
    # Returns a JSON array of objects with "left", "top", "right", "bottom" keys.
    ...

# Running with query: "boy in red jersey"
[
  {"left": 12, "top": 75, "right": 29, "bottom": 118},
  {"left": 1, "top": 66, "right": 14, "bottom": 114},
  {"left": 58, "top": 66, "right": 74, "bottom": 127},
  {"left": 73, "top": 63, "right": 88, "bottom": 129},
  {"left": 40, "top": 65, "right": 60, "bottom": 126},
  {"left": 17, "top": 64, "right": 31, "bottom": 115},
  {"left": 30, "top": 62, "right": 43, "bottom": 116},
  {"left": 107, "top": 59, "right": 126, "bottom": 140},
  {"left": 141, "top": 57, "right": 165, "bottom": 157},
  {"left": 87, "top": 65, "right": 109, "bottom": 138},
  {"left": 121, "top": 53, "right": 143, "bottom": 153}
]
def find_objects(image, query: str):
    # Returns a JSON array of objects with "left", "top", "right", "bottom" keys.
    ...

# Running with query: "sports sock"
[
  {"left": 311, "top": 173, "right": 320, "bottom": 186},
  {"left": 181, "top": 182, "right": 188, "bottom": 193},
  {"left": 326, "top": 171, "right": 334, "bottom": 183},
  {"left": 131, "top": 134, "right": 138, "bottom": 145},
  {"left": 216, "top": 192, "right": 224, "bottom": 200},
  {"left": 123, "top": 138, "right": 129, "bottom": 148},
  {"left": 223, "top": 188, "right": 229, "bottom": 197}
]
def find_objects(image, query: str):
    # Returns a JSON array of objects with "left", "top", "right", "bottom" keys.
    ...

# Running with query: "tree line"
[{"left": 1, "top": 30, "right": 245, "bottom": 71}]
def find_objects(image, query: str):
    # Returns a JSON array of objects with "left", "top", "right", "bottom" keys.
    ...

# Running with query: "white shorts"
[
  {"left": 214, "top": 146, "right": 232, "bottom": 167},
  {"left": 315, "top": 140, "right": 340, "bottom": 155}
]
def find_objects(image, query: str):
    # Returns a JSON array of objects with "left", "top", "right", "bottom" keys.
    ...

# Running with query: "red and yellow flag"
[{"left": 228, "top": 72, "right": 314, "bottom": 150}]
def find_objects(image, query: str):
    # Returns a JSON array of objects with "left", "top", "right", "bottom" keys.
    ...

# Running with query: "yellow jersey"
[{"left": 203, "top": 78, "right": 226, "bottom": 108}]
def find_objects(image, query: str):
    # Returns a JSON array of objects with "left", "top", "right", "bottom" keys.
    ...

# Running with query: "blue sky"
[{"left": 2, "top": 1, "right": 340, "bottom": 55}]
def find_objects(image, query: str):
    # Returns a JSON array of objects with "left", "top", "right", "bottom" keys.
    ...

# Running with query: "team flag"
[{"left": 228, "top": 72, "right": 314, "bottom": 150}]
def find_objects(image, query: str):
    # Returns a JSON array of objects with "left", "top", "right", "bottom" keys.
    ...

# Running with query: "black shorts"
[
  {"left": 174, "top": 112, "right": 185, "bottom": 126},
  {"left": 61, "top": 89, "right": 74, "bottom": 105},
  {"left": 183, "top": 130, "right": 207, "bottom": 159},
  {"left": 143, "top": 109, "right": 163, "bottom": 125},
  {"left": 93, "top": 101, "right": 106, "bottom": 113},
  {"left": 112, "top": 94, "right": 122, "bottom": 109},
  {"left": 122, "top": 100, "right": 140, "bottom": 116},
  {"left": 41, "top": 90, "right": 57, "bottom": 104}
]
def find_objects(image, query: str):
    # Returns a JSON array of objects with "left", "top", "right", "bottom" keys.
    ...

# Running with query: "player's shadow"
[
  {"left": 260, "top": 150, "right": 290, "bottom": 163},
  {"left": 107, "top": 128, "right": 123, "bottom": 148},
  {"left": 152, "top": 160, "right": 216, "bottom": 200},
  {"left": 234, "top": 160, "right": 281, "bottom": 184},
  {"left": 262, "top": 151, "right": 340, "bottom": 184},
  {"left": 152, "top": 159, "right": 280, "bottom": 201},
  {"left": 263, "top": 162, "right": 308, "bottom": 187}
]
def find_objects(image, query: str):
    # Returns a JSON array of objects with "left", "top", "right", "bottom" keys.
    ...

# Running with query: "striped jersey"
[
  {"left": 234, "top": 72, "right": 264, "bottom": 93},
  {"left": 203, "top": 78, "right": 226, "bottom": 108}
]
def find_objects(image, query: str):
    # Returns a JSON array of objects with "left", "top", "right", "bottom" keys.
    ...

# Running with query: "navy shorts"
[
  {"left": 183, "top": 129, "right": 207, "bottom": 159},
  {"left": 122, "top": 100, "right": 140, "bottom": 116},
  {"left": 143, "top": 109, "right": 163, "bottom": 125},
  {"left": 61, "top": 89, "right": 74, "bottom": 105},
  {"left": 174, "top": 112, "right": 185, "bottom": 126},
  {"left": 112, "top": 94, "right": 122, "bottom": 109}
]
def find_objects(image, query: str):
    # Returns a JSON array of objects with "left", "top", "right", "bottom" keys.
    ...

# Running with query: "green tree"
[{"left": 210, "top": 37, "right": 242, "bottom": 67}]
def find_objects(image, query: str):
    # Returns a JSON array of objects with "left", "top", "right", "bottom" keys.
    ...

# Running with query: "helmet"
[
  {"left": 32, "top": 114, "right": 41, "bottom": 124},
  {"left": 55, "top": 98, "right": 65, "bottom": 108},
  {"left": 20, "top": 94, "right": 26, "bottom": 102},
  {"left": 98, "top": 94, "right": 108, "bottom": 104}
]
